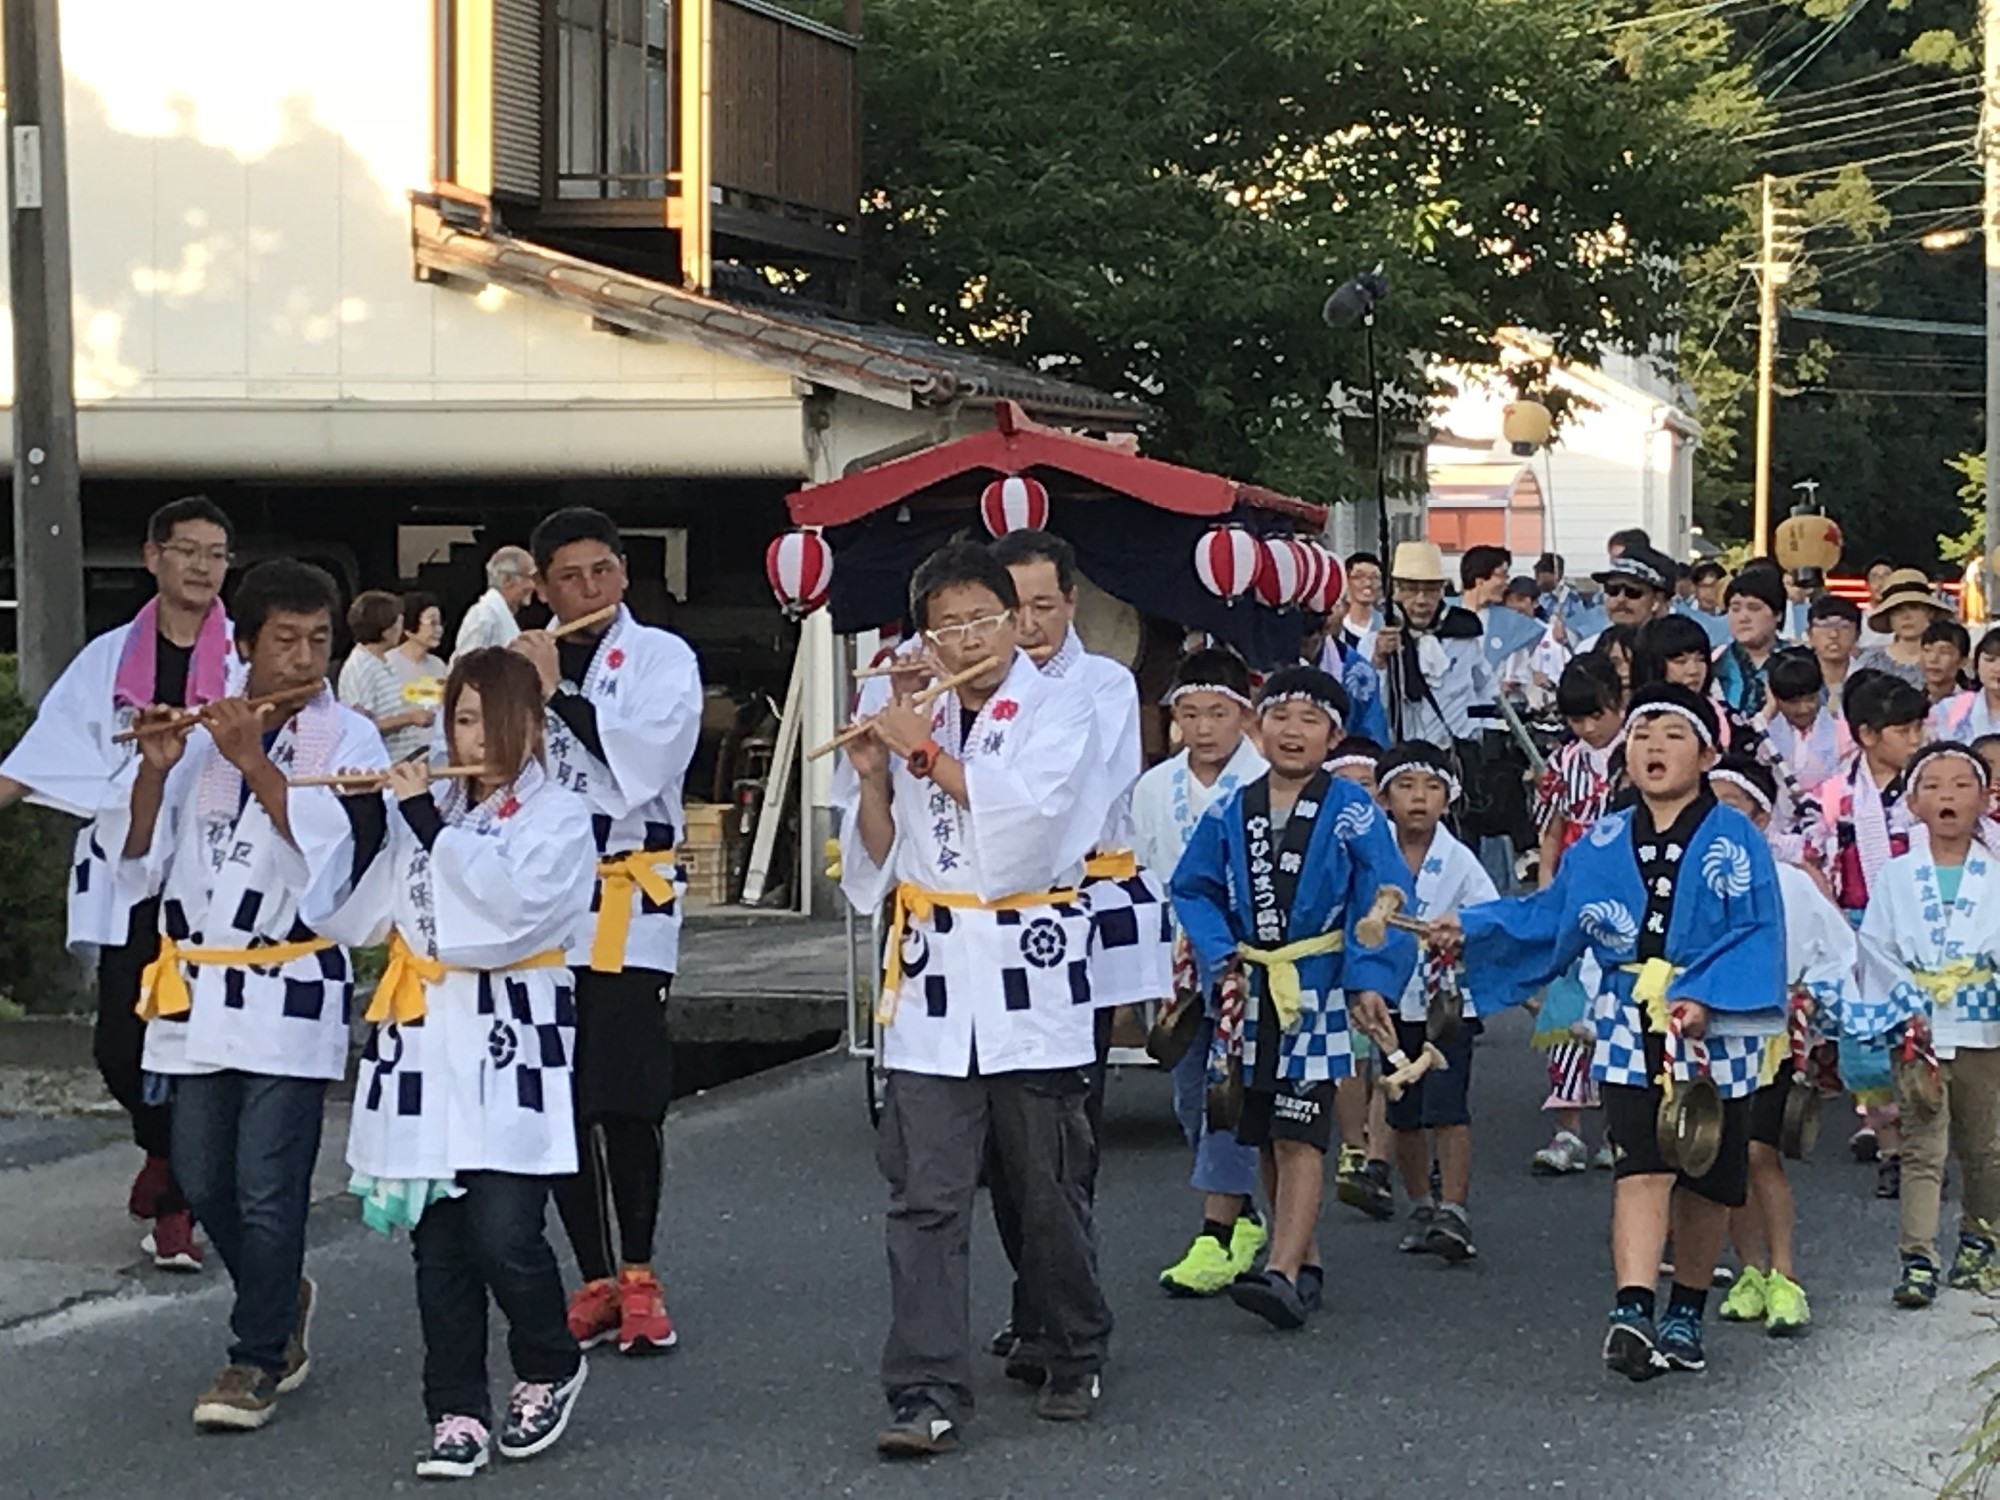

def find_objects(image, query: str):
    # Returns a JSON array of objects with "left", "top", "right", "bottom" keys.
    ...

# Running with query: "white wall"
[{"left": 2, "top": 0, "right": 800, "bottom": 465}]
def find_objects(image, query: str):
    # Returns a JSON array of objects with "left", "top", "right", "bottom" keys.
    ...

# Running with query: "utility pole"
[
  {"left": 4, "top": 0, "right": 83, "bottom": 703},
  {"left": 1984, "top": 0, "right": 2000, "bottom": 617},
  {"left": 1752, "top": 173, "right": 1790, "bottom": 556}
]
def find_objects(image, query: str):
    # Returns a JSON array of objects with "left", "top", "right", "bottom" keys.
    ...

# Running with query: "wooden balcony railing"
[{"left": 711, "top": 0, "right": 860, "bottom": 225}]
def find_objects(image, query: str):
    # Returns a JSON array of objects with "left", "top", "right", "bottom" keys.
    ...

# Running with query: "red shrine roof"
[{"left": 784, "top": 401, "right": 1327, "bottom": 530}]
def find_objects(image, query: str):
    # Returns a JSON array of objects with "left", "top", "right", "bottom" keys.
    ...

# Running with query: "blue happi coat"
[
  {"left": 1171, "top": 775, "right": 1417, "bottom": 1083},
  {"left": 1459, "top": 800, "right": 1786, "bottom": 1098}
]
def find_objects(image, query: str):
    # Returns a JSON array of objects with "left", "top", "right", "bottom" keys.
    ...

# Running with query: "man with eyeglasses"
[
  {"left": 508, "top": 508, "right": 702, "bottom": 1362},
  {"left": 837, "top": 541, "right": 1115, "bottom": 1452},
  {"left": 0, "top": 494, "right": 237, "bottom": 1273},
  {"left": 1807, "top": 594, "right": 1862, "bottom": 698}
]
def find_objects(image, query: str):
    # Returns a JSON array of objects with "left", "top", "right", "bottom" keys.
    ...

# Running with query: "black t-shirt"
[
  {"left": 556, "top": 637, "right": 596, "bottom": 690},
  {"left": 1631, "top": 787, "right": 1716, "bottom": 967},
  {"left": 154, "top": 636, "right": 194, "bottom": 709}
]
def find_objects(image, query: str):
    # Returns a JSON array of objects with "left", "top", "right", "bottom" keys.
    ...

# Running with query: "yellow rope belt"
[
  {"left": 1083, "top": 849, "right": 1139, "bottom": 882},
  {"left": 366, "top": 930, "right": 568, "bottom": 1025},
  {"left": 590, "top": 850, "right": 680, "bottom": 975},
  {"left": 1237, "top": 930, "right": 1346, "bottom": 1030},
  {"left": 1912, "top": 959, "right": 1995, "bottom": 1009},
  {"left": 879, "top": 881, "right": 1080, "bottom": 1027},
  {"left": 1621, "top": 958, "right": 1684, "bottom": 1097},
  {"left": 136, "top": 934, "right": 336, "bottom": 1022}
]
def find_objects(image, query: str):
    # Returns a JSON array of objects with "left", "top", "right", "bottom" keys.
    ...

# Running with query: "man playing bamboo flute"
[
  {"left": 508, "top": 508, "right": 702, "bottom": 1360},
  {"left": 838, "top": 541, "right": 1116, "bottom": 1457},
  {"left": 118, "top": 560, "right": 388, "bottom": 1431}
]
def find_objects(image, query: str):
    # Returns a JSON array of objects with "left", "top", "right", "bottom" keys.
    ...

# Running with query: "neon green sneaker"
[
  {"left": 1764, "top": 1272, "right": 1811, "bottom": 1336},
  {"left": 1159, "top": 1233, "right": 1236, "bottom": 1297},
  {"left": 1227, "top": 1215, "right": 1269, "bottom": 1276},
  {"left": 1718, "top": 1265, "right": 1767, "bottom": 1323}
]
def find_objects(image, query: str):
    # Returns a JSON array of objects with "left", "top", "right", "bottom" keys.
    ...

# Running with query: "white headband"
[
  {"left": 1910, "top": 744, "right": 1992, "bottom": 791},
  {"left": 1378, "top": 760, "right": 1462, "bottom": 804},
  {"left": 1708, "top": 768, "right": 1773, "bottom": 816},
  {"left": 1327, "top": 753, "right": 1378, "bottom": 778},
  {"left": 1259, "top": 690, "right": 1345, "bottom": 729},
  {"left": 1626, "top": 700, "right": 1716, "bottom": 749},
  {"left": 1164, "top": 682, "right": 1256, "bottom": 712}
]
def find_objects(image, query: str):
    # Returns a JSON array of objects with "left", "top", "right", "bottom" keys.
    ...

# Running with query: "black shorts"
[
  {"left": 1384, "top": 1017, "right": 1481, "bottom": 1132},
  {"left": 572, "top": 968, "right": 674, "bottom": 1122},
  {"left": 1601, "top": 1082, "right": 1753, "bottom": 1208},
  {"left": 1749, "top": 1079, "right": 1787, "bottom": 1150},
  {"left": 1236, "top": 1080, "right": 1337, "bottom": 1154}
]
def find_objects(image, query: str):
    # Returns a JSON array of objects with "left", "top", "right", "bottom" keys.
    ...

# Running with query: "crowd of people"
[{"left": 2, "top": 497, "right": 1997, "bottom": 1472}]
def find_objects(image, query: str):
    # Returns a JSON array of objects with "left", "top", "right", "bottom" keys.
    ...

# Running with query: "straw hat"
[
  {"left": 1390, "top": 540, "right": 1449, "bottom": 584},
  {"left": 1866, "top": 567, "right": 1952, "bottom": 632}
]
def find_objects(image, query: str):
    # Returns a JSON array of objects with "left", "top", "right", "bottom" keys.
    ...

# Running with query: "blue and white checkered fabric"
[
  {"left": 1242, "top": 987, "right": 1355, "bottom": 1084},
  {"left": 1592, "top": 995, "right": 1770, "bottom": 1101}
]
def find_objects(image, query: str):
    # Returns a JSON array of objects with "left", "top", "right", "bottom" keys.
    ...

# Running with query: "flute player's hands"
[{"left": 844, "top": 717, "right": 890, "bottom": 781}]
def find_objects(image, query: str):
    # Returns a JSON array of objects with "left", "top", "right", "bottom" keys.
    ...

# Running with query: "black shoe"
[
  {"left": 496, "top": 1359, "right": 587, "bottom": 1461},
  {"left": 1655, "top": 1308, "right": 1707, "bottom": 1373},
  {"left": 1358, "top": 1160, "right": 1396, "bottom": 1221},
  {"left": 1877, "top": 1156, "right": 1902, "bottom": 1200},
  {"left": 1032, "top": 1374, "right": 1100, "bottom": 1423},
  {"left": 877, "top": 1399, "right": 959, "bottom": 1458},
  {"left": 1229, "top": 1268, "right": 1307, "bottom": 1330},
  {"left": 986, "top": 1322, "right": 1019, "bottom": 1359},
  {"left": 1602, "top": 1308, "right": 1664, "bottom": 1383},
  {"left": 1296, "top": 1264, "right": 1325, "bottom": 1313},
  {"left": 1002, "top": 1348, "right": 1048, "bottom": 1389},
  {"left": 1425, "top": 1203, "right": 1477, "bottom": 1264}
]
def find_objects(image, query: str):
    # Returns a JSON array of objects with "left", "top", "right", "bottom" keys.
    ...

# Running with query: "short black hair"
[
  {"left": 1345, "top": 550, "right": 1382, "bottom": 573},
  {"left": 1847, "top": 672, "right": 1928, "bottom": 735},
  {"left": 1258, "top": 663, "right": 1350, "bottom": 725},
  {"left": 1923, "top": 619, "right": 1972, "bottom": 655},
  {"left": 1972, "top": 732, "right": 2000, "bottom": 759},
  {"left": 1809, "top": 594, "right": 1861, "bottom": 627},
  {"left": 1460, "top": 544, "right": 1511, "bottom": 589},
  {"left": 147, "top": 494, "right": 233, "bottom": 547},
  {"left": 908, "top": 540, "right": 1017, "bottom": 628},
  {"left": 1865, "top": 555, "right": 1895, "bottom": 574},
  {"left": 988, "top": 528, "right": 1077, "bottom": 594},
  {"left": 1976, "top": 631, "right": 2000, "bottom": 666},
  {"left": 1535, "top": 552, "right": 1563, "bottom": 576},
  {"left": 1713, "top": 751, "right": 1778, "bottom": 808},
  {"left": 1689, "top": 560, "right": 1725, "bottom": 586},
  {"left": 1172, "top": 646, "right": 1253, "bottom": 701},
  {"left": 1557, "top": 653, "right": 1623, "bottom": 720},
  {"left": 1627, "top": 681, "right": 1721, "bottom": 746},
  {"left": 1597, "top": 623, "right": 1639, "bottom": 661},
  {"left": 1608, "top": 527, "right": 1652, "bottom": 552},
  {"left": 1378, "top": 740, "right": 1458, "bottom": 791},
  {"left": 529, "top": 507, "right": 623, "bottom": 574},
  {"left": 232, "top": 559, "right": 340, "bottom": 645},
  {"left": 1631, "top": 614, "right": 1714, "bottom": 692},
  {"left": 401, "top": 591, "right": 441, "bottom": 635},
  {"left": 1768, "top": 647, "right": 1824, "bottom": 702},
  {"left": 1331, "top": 735, "right": 1383, "bottom": 765},
  {"left": 1503, "top": 575, "right": 1540, "bottom": 601}
]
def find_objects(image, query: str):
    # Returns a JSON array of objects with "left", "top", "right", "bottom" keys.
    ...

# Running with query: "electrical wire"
[
  {"left": 1763, "top": 74, "right": 1977, "bottom": 127},
  {"left": 1758, "top": 114, "right": 1978, "bottom": 161},
  {"left": 1767, "top": 57, "right": 1917, "bottom": 106},
  {"left": 1772, "top": 137, "right": 1977, "bottom": 184},
  {"left": 1758, "top": 0, "right": 1876, "bottom": 99},
  {"left": 1746, "top": 82, "right": 1978, "bottom": 142}
]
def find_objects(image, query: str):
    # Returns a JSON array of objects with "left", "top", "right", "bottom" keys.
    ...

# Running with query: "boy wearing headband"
[
  {"left": 1131, "top": 650, "right": 1270, "bottom": 1296},
  {"left": 1324, "top": 734, "right": 1396, "bottom": 1218},
  {"left": 1171, "top": 666, "right": 1415, "bottom": 1330},
  {"left": 1432, "top": 684, "right": 1785, "bottom": 1381},
  {"left": 1850, "top": 742, "right": 2000, "bottom": 1308},
  {"left": 1376, "top": 743, "right": 1497, "bottom": 1263},
  {"left": 1708, "top": 755, "right": 1855, "bottom": 1337}
]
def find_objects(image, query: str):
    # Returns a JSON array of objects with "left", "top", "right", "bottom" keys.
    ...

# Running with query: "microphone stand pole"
[{"left": 1365, "top": 306, "right": 1405, "bottom": 740}]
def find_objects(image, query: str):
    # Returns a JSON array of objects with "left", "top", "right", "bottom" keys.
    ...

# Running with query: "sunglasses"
[{"left": 1603, "top": 581, "right": 1654, "bottom": 601}]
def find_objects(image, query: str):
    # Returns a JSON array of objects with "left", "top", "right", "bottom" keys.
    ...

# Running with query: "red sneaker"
[
  {"left": 617, "top": 1268, "right": 677, "bottom": 1355},
  {"left": 151, "top": 1209, "right": 204, "bottom": 1273},
  {"left": 128, "top": 1155, "right": 172, "bottom": 1221},
  {"left": 566, "top": 1278, "right": 621, "bottom": 1350}
]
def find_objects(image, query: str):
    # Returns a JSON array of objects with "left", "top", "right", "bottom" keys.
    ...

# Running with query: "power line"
[
  {"left": 1771, "top": 137, "right": 1978, "bottom": 184},
  {"left": 1759, "top": 0, "right": 1877, "bottom": 99},
  {"left": 1747, "top": 80, "right": 1978, "bottom": 141},
  {"left": 1758, "top": 113, "right": 1978, "bottom": 161},
  {"left": 1768, "top": 73, "right": 1976, "bottom": 124},
  {"left": 1771, "top": 57, "right": 1918, "bottom": 105}
]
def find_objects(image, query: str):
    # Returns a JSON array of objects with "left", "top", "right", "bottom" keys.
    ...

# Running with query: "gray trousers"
[{"left": 878, "top": 1067, "right": 1113, "bottom": 1415}]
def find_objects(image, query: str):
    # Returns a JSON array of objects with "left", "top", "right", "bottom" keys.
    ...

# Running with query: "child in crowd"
[
  {"left": 1172, "top": 666, "right": 1416, "bottom": 1330},
  {"left": 1529, "top": 654, "right": 1625, "bottom": 1174},
  {"left": 1377, "top": 744, "right": 1497, "bottom": 1262},
  {"left": 1932, "top": 631, "right": 2000, "bottom": 742},
  {"left": 1630, "top": 614, "right": 1715, "bottom": 697},
  {"left": 1327, "top": 735, "right": 1395, "bottom": 1219},
  {"left": 1815, "top": 671, "right": 1928, "bottom": 1194},
  {"left": 1920, "top": 620, "right": 1972, "bottom": 709},
  {"left": 1132, "top": 649, "right": 1270, "bottom": 1297},
  {"left": 1852, "top": 743, "right": 2000, "bottom": 1308},
  {"left": 1708, "top": 754, "right": 1855, "bottom": 1338},
  {"left": 1757, "top": 648, "right": 1844, "bottom": 838},
  {"left": 1976, "top": 735, "right": 2000, "bottom": 814}
]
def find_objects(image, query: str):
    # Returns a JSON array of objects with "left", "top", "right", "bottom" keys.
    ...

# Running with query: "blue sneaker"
[
  {"left": 1655, "top": 1307, "right": 1706, "bottom": 1373},
  {"left": 1602, "top": 1306, "right": 1664, "bottom": 1383}
]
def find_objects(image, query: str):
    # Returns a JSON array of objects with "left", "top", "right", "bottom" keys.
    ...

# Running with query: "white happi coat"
[
  {"left": 1394, "top": 825, "right": 1500, "bottom": 1023},
  {"left": 122, "top": 693, "right": 386, "bottom": 1080},
  {"left": 543, "top": 608, "right": 702, "bottom": 976},
  {"left": 309, "top": 764, "right": 598, "bottom": 1180},
  {"left": 1129, "top": 737, "right": 1268, "bottom": 898},
  {"left": 838, "top": 650, "right": 1111, "bottom": 1078},
  {"left": 1041, "top": 626, "right": 1173, "bottom": 1005},
  {"left": 1777, "top": 860, "right": 1857, "bottom": 1052},
  {"left": 1856, "top": 846, "right": 2000, "bottom": 1058}
]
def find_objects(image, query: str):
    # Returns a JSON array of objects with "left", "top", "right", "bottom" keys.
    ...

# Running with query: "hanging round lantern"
[
  {"left": 979, "top": 474, "right": 1051, "bottom": 537},
  {"left": 764, "top": 529, "right": 834, "bottom": 618},
  {"left": 1292, "top": 539, "right": 1332, "bottom": 608},
  {"left": 1503, "top": 398, "right": 1553, "bottom": 456},
  {"left": 1252, "top": 536, "right": 1305, "bottom": 610},
  {"left": 1303, "top": 542, "right": 1345, "bottom": 613},
  {"left": 1773, "top": 511, "right": 1843, "bottom": 574},
  {"left": 1193, "top": 525, "right": 1259, "bottom": 602}
]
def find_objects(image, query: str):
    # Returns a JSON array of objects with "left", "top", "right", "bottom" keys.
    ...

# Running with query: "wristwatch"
[{"left": 906, "top": 739, "right": 942, "bottom": 779}]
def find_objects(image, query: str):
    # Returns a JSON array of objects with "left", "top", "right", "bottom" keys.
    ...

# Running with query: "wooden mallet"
[
  {"left": 1355, "top": 885, "right": 1429, "bottom": 948},
  {"left": 1380, "top": 1042, "right": 1449, "bottom": 1102}
]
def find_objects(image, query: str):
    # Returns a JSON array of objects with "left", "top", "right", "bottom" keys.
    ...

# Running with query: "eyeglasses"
[
  {"left": 159, "top": 542, "right": 232, "bottom": 566},
  {"left": 924, "top": 609, "right": 1013, "bottom": 648},
  {"left": 1603, "top": 581, "right": 1653, "bottom": 601}
]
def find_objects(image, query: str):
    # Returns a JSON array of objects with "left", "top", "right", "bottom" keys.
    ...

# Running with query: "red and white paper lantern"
[
  {"left": 765, "top": 529, "right": 834, "bottom": 618},
  {"left": 1303, "top": 542, "right": 1345, "bottom": 613},
  {"left": 979, "top": 475, "right": 1051, "bottom": 537},
  {"left": 1285, "top": 539, "right": 1326, "bottom": 608},
  {"left": 1252, "top": 536, "right": 1306, "bottom": 609},
  {"left": 1193, "top": 525, "right": 1260, "bottom": 602}
]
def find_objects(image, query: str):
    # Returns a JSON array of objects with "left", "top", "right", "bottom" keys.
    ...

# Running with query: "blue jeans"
[
  {"left": 1477, "top": 834, "right": 1517, "bottom": 897},
  {"left": 1168, "top": 1018, "right": 1259, "bottom": 1198},
  {"left": 171, "top": 1071, "right": 327, "bottom": 1376}
]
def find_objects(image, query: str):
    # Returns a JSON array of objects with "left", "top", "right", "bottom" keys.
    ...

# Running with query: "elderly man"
[
  {"left": 1590, "top": 542, "right": 1677, "bottom": 638},
  {"left": 451, "top": 545, "right": 536, "bottom": 659}
]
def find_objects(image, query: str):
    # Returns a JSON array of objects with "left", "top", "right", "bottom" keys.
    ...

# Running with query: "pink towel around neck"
[{"left": 112, "top": 598, "right": 229, "bottom": 709}]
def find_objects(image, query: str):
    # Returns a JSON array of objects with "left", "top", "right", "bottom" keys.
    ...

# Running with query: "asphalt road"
[{"left": 0, "top": 1010, "right": 1991, "bottom": 1500}]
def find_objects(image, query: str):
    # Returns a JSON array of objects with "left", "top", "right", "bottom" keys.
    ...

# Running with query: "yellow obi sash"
[
  {"left": 1236, "top": 931, "right": 1345, "bottom": 1030},
  {"left": 879, "top": 881, "right": 1080, "bottom": 1027},
  {"left": 590, "top": 850, "right": 680, "bottom": 975},
  {"left": 1912, "top": 959, "right": 1995, "bottom": 1009},
  {"left": 366, "top": 930, "right": 567, "bottom": 1025},
  {"left": 1620, "top": 958, "right": 1684, "bottom": 1094},
  {"left": 1083, "top": 849, "right": 1139, "bottom": 882},
  {"left": 136, "top": 934, "right": 335, "bottom": 1022}
]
